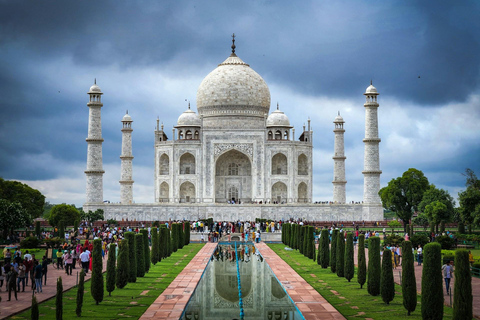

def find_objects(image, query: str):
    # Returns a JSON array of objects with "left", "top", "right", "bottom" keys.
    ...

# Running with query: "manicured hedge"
[
  {"left": 401, "top": 240, "right": 417, "bottom": 315},
  {"left": 367, "top": 236, "right": 381, "bottom": 296},
  {"left": 357, "top": 234, "right": 366, "bottom": 289},
  {"left": 421, "top": 242, "right": 443, "bottom": 319},
  {"left": 381, "top": 248, "right": 394, "bottom": 304},
  {"left": 344, "top": 232, "right": 354, "bottom": 282}
]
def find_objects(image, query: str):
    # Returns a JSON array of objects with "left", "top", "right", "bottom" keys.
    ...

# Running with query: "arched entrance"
[
  {"left": 298, "top": 182, "right": 307, "bottom": 203},
  {"left": 179, "top": 181, "right": 195, "bottom": 203},
  {"left": 215, "top": 149, "right": 252, "bottom": 203},
  {"left": 271, "top": 182, "right": 287, "bottom": 204}
]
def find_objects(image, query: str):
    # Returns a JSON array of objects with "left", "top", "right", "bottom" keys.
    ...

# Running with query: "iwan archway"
[{"left": 215, "top": 149, "right": 252, "bottom": 203}]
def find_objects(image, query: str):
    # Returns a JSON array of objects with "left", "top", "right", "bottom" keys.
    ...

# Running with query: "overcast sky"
[{"left": 1, "top": 1, "right": 479, "bottom": 207}]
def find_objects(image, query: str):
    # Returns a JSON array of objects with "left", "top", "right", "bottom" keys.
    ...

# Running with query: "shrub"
[
  {"left": 91, "top": 239, "right": 104, "bottom": 305},
  {"left": 116, "top": 239, "right": 129, "bottom": 289},
  {"left": 35, "top": 221, "right": 41, "bottom": 238},
  {"left": 58, "top": 220, "right": 65, "bottom": 239},
  {"left": 31, "top": 294, "right": 39, "bottom": 320},
  {"left": 344, "top": 233, "right": 354, "bottom": 282},
  {"left": 330, "top": 230, "right": 338, "bottom": 273},
  {"left": 310, "top": 226, "right": 316, "bottom": 261},
  {"left": 135, "top": 233, "right": 145, "bottom": 277},
  {"left": 383, "top": 234, "right": 404, "bottom": 247},
  {"left": 56, "top": 277, "right": 63, "bottom": 320},
  {"left": 159, "top": 226, "right": 166, "bottom": 260},
  {"left": 76, "top": 269, "right": 85, "bottom": 316},
  {"left": 140, "top": 229, "right": 150, "bottom": 272},
  {"left": 435, "top": 235, "right": 455, "bottom": 250},
  {"left": 44, "top": 237, "right": 62, "bottom": 248},
  {"left": 401, "top": 241, "right": 417, "bottom": 315},
  {"left": 453, "top": 249, "right": 472, "bottom": 320},
  {"left": 357, "top": 234, "right": 366, "bottom": 289},
  {"left": 381, "top": 249, "right": 395, "bottom": 304},
  {"left": 367, "top": 236, "right": 381, "bottom": 296},
  {"left": 184, "top": 222, "right": 190, "bottom": 245},
  {"left": 106, "top": 219, "right": 118, "bottom": 226},
  {"left": 106, "top": 243, "right": 116, "bottom": 296},
  {"left": 171, "top": 224, "right": 179, "bottom": 252},
  {"left": 20, "top": 236, "right": 42, "bottom": 249},
  {"left": 178, "top": 223, "right": 185, "bottom": 250},
  {"left": 152, "top": 220, "right": 160, "bottom": 227},
  {"left": 151, "top": 228, "right": 159, "bottom": 265},
  {"left": 410, "top": 233, "right": 429, "bottom": 248},
  {"left": 421, "top": 242, "right": 443, "bottom": 320},
  {"left": 318, "top": 229, "right": 330, "bottom": 268},
  {"left": 299, "top": 226, "right": 306, "bottom": 254},
  {"left": 336, "top": 232, "right": 345, "bottom": 277},
  {"left": 125, "top": 232, "right": 137, "bottom": 283},
  {"left": 167, "top": 227, "right": 172, "bottom": 257}
]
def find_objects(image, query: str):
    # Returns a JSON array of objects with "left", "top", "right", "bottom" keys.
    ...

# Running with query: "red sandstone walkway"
[
  {"left": 0, "top": 258, "right": 108, "bottom": 319},
  {"left": 140, "top": 243, "right": 217, "bottom": 320},
  {"left": 256, "top": 242, "right": 345, "bottom": 320}
]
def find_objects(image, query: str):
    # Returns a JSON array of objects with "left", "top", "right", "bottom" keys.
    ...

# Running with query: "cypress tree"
[
  {"left": 35, "top": 221, "right": 41, "bottom": 238},
  {"left": 56, "top": 277, "right": 63, "bottom": 320},
  {"left": 310, "top": 226, "right": 316, "bottom": 261},
  {"left": 357, "top": 234, "right": 366, "bottom": 289},
  {"left": 140, "top": 229, "right": 150, "bottom": 272},
  {"left": 421, "top": 242, "right": 443, "bottom": 320},
  {"left": 282, "top": 223, "right": 287, "bottom": 244},
  {"left": 91, "top": 239, "right": 104, "bottom": 305},
  {"left": 106, "top": 243, "right": 116, "bottom": 296},
  {"left": 298, "top": 226, "right": 305, "bottom": 254},
  {"left": 125, "top": 232, "right": 137, "bottom": 283},
  {"left": 116, "top": 239, "right": 129, "bottom": 289},
  {"left": 336, "top": 231, "right": 345, "bottom": 277},
  {"left": 453, "top": 249, "right": 472, "bottom": 320},
  {"left": 167, "top": 227, "right": 172, "bottom": 257},
  {"left": 31, "top": 294, "right": 39, "bottom": 320},
  {"left": 135, "top": 234, "right": 145, "bottom": 277},
  {"left": 318, "top": 229, "right": 330, "bottom": 268},
  {"left": 184, "top": 222, "right": 190, "bottom": 245},
  {"left": 76, "top": 269, "right": 85, "bottom": 317},
  {"left": 151, "top": 228, "right": 159, "bottom": 264},
  {"left": 171, "top": 224, "right": 178, "bottom": 252},
  {"left": 159, "top": 226, "right": 166, "bottom": 260},
  {"left": 381, "top": 248, "right": 395, "bottom": 304},
  {"left": 330, "top": 229, "right": 338, "bottom": 273},
  {"left": 367, "top": 236, "right": 381, "bottom": 296},
  {"left": 58, "top": 220, "right": 65, "bottom": 239},
  {"left": 344, "top": 232, "right": 354, "bottom": 282},
  {"left": 178, "top": 223, "right": 184, "bottom": 249},
  {"left": 402, "top": 240, "right": 417, "bottom": 315},
  {"left": 290, "top": 224, "right": 296, "bottom": 249}
]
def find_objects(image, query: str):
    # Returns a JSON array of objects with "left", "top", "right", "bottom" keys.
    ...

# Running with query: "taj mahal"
[{"left": 83, "top": 37, "right": 383, "bottom": 222}]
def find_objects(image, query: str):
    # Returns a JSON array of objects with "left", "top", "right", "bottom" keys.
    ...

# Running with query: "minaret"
[
  {"left": 85, "top": 80, "right": 105, "bottom": 204},
  {"left": 120, "top": 111, "right": 134, "bottom": 204},
  {"left": 333, "top": 112, "right": 346, "bottom": 203},
  {"left": 362, "top": 81, "right": 382, "bottom": 203}
]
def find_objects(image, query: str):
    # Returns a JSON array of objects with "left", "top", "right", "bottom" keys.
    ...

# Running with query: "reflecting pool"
[{"left": 182, "top": 243, "right": 304, "bottom": 320}]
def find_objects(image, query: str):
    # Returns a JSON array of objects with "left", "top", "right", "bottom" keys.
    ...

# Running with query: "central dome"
[{"left": 196, "top": 53, "right": 271, "bottom": 128}]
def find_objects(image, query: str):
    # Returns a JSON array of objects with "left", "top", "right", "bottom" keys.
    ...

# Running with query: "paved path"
[
  {"left": 140, "top": 243, "right": 217, "bottom": 320},
  {"left": 0, "top": 258, "right": 108, "bottom": 319},
  {"left": 256, "top": 242, "right": 345, "bottom": 320}
]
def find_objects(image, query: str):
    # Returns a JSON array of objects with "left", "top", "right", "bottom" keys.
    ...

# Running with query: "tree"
[
  {"left": 31, "top": 294, "right": 39, "bottom": 320},
  {"left": 336, "top": 231, "right": 345, "bottom": 277},
  {"left": 424, "top": 201, "right": 449, "bottom": 233},
  {"left": 151, "top": 228, "right": 159, "bottom": 264},
  {"left": 159, "top": 226, "right": 167, "bottom": 260},
  {"left": 166, "top": 227, "right": 172, "bottom": 257},
  {"left": 330, "top": 230, "right": 338, "bottom": 273},
  {"left": 367, "top": 236, "right": 381, "bottom": 296},
  {"left": 58, "top": 220, "right": 65, "bottom": 239},
  {"left": 81, "top": 209, "right": 104, "bottom": 225},
  {"left": 379, "top": 168, "right": 429, "bottom": 228},
  {"left": 387, "top": 220, "right": 402, "bottom": 234},
  {"left": 178, "top": 223, "right": 185, "bottom": 249},
  {"left": 318, "top": 229, "right": 330, "bottom": 268},
  {"left": 0, "top": 200, "right": 29, "bottom": 238},
  {"left": 125, "top": 232, "right": 137, "bottom": 283},
  {"left": 135, "top": 234, "right": 145, "bottom": 277},
  {"left": 357, "top": 234, "right": 366, "bottom": 289},
  {"left": 0, "top": 178, "right": 45, "bottom": 219},
  {"left": 76, "top": 269, "right": 85, "bottom": 317},
  {"left": 116, "top": 239, "right": 129, "bottom": 289},
  {"left": 402, "top": 241, "right": 417, "bottom": 315},
  {"left": 35, "top": 221, "right": 41, "bottom": 238},
  {"left": 184, "top": 222, "right": 190, "bottom": 245},
  {"left": 381, "top": 249, "right": 395, "bottom": 304},
  {"left": 73, "top": 219, "right": 79, "bottom": 237},
  {"left": 106, "top": 243, "right": 116, "bottom": 296},
  {"left": 458, "top": 169, "right": 480, "bottom": 232},
  {"left": 48, "top": 204, "right": 80, "bottom": 228},
  {"left": 421, "top": 242, "right": 443, "bottom": 320},
  {"left": 91, "top": 239, "right": 104, "bottom": 305},
  {"left": 413, "top": 213, "right": 429, "bottom": 231},
  {"left": 140, "top": 229, "right": 150, "bottom": 272},
  {"left": 418, "top": 184, "right": 455, "bottom": 229},
  {"left": 56, "top": 277, "right": 63, "bottom": 320},
  {"left": 171, "top": 224, "right": 179, "bottom": 252},
  {"left": 453, "top": 249, "right": 472, "bottom": 320},
  {"left": 344, "top": 233, "right": 354, "bottom": 282}
]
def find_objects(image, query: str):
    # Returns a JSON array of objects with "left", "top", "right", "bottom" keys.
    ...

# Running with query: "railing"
[{"left": 472, "top": 265, "right": 480, "bottom": 278}]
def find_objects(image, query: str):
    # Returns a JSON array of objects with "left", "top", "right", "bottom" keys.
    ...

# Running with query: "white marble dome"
[
  {"left": 266, "top": 108, "right": 291, "bottom": 127},
  {"left": 177, "top": 108, "right": 201, "bottom": 127},
  {"left": 365, "top": 84, "right": 378, "bottom": 94},
  {"left": 122, "top": 112, "right": 132, "bottom": 122},
  {"left": 196, "top": 54, "right": 271, "bottom": 114},
  {"left": 334, "top": 113, "right": 344, "bottom": 123},
  {"left": 89, "top": 84, "right": 102, "bottom": 93}
]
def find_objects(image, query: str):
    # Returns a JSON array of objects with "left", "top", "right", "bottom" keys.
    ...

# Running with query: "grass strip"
[
  {"left": 268, "top": 243, "right": 454, "bottom": 320},
  {"left": 10, "top": 243, "right": 205, "bottom": 319}
]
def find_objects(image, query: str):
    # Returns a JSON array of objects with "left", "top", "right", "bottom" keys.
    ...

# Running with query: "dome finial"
[
  {"left": 370, "top": 79, "right": 373, "bottom": 85},
  {"left": 126, "top": 110, "right": 128, "bottom": 114},
  {"left": 94, "top": 78, "right": 96, "bottom": 85},
  {"left": 277, "top": 102, "right": 279, "bottom": 110},
  {"left": 231, "top": 33, "right": 236, "bottom": 55},
  {"left": 338, "top": 111, "right": 340, "bottom": 116}
]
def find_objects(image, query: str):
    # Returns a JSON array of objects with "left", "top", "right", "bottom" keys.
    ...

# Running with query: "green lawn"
[
  {"left": 268, "top": 243, "right": 455, "bottom": 320},
  {"left": 10, "top": 243, "right": 204, "bottom": 319}
]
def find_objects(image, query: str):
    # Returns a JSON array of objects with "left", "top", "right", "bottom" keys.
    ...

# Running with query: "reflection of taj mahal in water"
[{"left": 83, "top": 37, "right": 383, "bottom": 222}]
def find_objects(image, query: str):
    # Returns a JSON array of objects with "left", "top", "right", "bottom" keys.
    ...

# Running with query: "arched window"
[
  {"left": 272, "top": 153, "right": 288, "bottom": 175},
  {"left": 298, "top": 154, "right": 308, "bottom": 175},
  {"left": 180, "top": 181, "right": 195, "bottom": 203},
  {"left": 185, "top": 130, "right": 193, "bottom": 139},
  {"left": 298, "top": 182, "right": 307, "bottom": 203},
  {"left": 284, "top": 130, "right": 289, "bottom": 140},
  {"left": 159, "top": 154, "right": 169, "bottom": 175},
  {"left": 228, "top": 163, "right": 239, "bottom": 176},
  {"left": 275, "top": 130, "right": 282, "bottom": 140},
  {"left": 194, "top": 131, "right": 199, "bottom": 139},
  {"left": 160, "top": 182, "right": 169, "bottom": 203},
  {"left": 180, "top": 153, "right": 195, "bottom": 174},
  {"left": 268, "top": 131, "right": 273, "bottom": 140},
  {"left": 178, "top": 130, "right": 184, "bottom": 140}
]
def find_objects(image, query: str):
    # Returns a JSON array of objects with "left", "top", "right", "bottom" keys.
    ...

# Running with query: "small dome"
[
  {"left": 365, "top": 84, "right": 378, "bottom": 94},
  {"left": 177, "top": 108, "right": 201, "bottom": 127},
  {"left": 266, "top": 108, "right": 291, "bottom": 127},
  {"left": 122, "top": 112, "right": 132, "bottom": 122},
  {"left": 88, "top": 83, "right": 102, "bottom": 94},
  {"left": 334, "top": 113, "right": 344, "bottom": 123}
]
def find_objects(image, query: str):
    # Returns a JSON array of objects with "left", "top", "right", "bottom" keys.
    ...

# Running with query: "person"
[
  {"left": 7, "top": 267, "right": 18, "bottom": 301},
  {"left": 0, "top": 262, "right": 4, "bottom": 292},
  {"left": 56, "top": 249, "right": 64, "bottom": 269},
  {"left": 17, "top": 260, "right": 26, "bottom": 292},
  {"left": 64, "top": 250, "right": 73, "bottom": 275},
  {"left": 24, "top": 257, "right": 33, "bottom": 287},
  {"left": 41, "top": 256, "right": 48, "bottom": 285},
  {"left": 34, "top": 260, "right": 43, "bottom": 293},
  {"left": 24, "top": 250, "right": 32, "bottom": 261},
  {"left": 4, "top": 248, "right": 12, "bottom": 264},
  {"left": 469, "top": 250, "right": 474, "bottom": 266},
  {"left": 417, "top": 246, "right": 423, "bottom": 266},
  {"left": 442, "top": 260, "right": 454, "bottom": 295},
  {"left": 30, "top": 254, "right": 37, "bottom": 290},
  {"left": 80, "top": 249, "right": 90, "bottom": 274}
]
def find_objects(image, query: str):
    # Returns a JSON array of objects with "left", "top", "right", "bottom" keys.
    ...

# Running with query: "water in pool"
[{"left": 182, "top": 243, "right": 304, "bottom": 320}]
